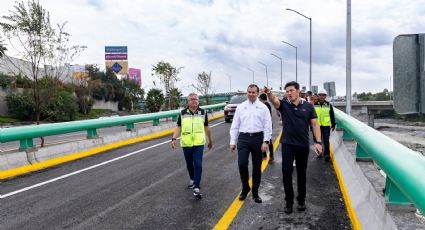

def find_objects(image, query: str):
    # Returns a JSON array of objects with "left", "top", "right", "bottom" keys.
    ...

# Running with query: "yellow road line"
[
  {"left": 0, "top": 113, "right": 224, "bottom": 180},
  {"left": 330, "top": 145, "right": 362, "bottom": 230},
  {"left": 213, "top": 131, "right": 282, "bottom": 230}
]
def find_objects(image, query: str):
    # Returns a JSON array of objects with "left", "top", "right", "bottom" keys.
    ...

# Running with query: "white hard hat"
[{"left": 318, "top": 89, "right": 327, "bottom": 95}]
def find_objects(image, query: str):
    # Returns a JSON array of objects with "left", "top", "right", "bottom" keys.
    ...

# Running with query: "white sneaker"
[
  {"left": 193, "top": 188, "right": 202, "bottom": 199},
  {"left": 187, "top": 180, "right": 194, "bottom": 189}
]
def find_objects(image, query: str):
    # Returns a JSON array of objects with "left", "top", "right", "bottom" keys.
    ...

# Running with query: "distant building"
[{"left": 0, "top": 55, "right": 86, "bottom": 82}]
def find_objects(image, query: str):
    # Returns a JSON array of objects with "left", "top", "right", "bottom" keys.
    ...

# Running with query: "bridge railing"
[
  {"left": 334, "top": 107, "right": 425, "bottom": 214},
  {"left": 0, "top": 103, "right": 226, "bottom": 150}
]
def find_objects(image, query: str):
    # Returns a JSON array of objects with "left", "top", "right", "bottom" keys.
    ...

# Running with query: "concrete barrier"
[{"left": 331, "top": 131, "right": 425, "bottom": 229}]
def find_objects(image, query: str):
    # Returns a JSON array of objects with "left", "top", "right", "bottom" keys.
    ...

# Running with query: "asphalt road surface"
[{"left": 0, "top": 117, "right": 351, "bottom": 229}]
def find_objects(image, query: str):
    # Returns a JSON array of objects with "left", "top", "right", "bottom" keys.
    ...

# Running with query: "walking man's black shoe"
[
  {"left": 297, "top": 202, "right": 306, "bottom": 211},
  {"left": 284, "top": 204, "right": 293, "bottom": 214},
  {"left": 238, "top": 189, "right": 250, "bottom": 201},
  {"left": 253, "top": 194, "right": 262, "bottom": 203},
  {"left": 324, "top": 155, "right": 330, "bottom": 162}
]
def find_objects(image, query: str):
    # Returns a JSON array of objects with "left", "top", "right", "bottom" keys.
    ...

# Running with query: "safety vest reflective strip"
[
  {"left": 180, "top": 111, "right": 206, "bottom": 147},
  {"left": 314, "top": 104, "right": 331, "bottom": 126}
]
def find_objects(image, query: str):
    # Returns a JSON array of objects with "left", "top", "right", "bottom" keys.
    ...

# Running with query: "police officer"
[
  {"left": 264, "top": 82, "right": 322, "bottom": 214},
  {"left": 314, "top": 89, "right": 336, "bottom": 162},
  {"left": 171, "top": 93, "right": 213, "bottom": 199},
  {"left": 230, "top": 84, "right": 272, "bottom": 203}
]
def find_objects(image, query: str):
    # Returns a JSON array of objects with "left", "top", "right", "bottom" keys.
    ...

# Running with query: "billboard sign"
[
  {"left": 105, "top": 61, "right": 128, "bottom": 75},
  {"left": 105, "top": 46, "right": 127, "bottom": 53},
  {"left": 105, "top": 54, "right": 128, "bottom": 60},
  {"left": 128, "top": 68, "right": 142, "bottom": 86}
]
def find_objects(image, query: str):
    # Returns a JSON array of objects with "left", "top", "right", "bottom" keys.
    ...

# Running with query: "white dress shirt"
[{"left": 229, "top": 98, "right": 272, "bottom": 145}]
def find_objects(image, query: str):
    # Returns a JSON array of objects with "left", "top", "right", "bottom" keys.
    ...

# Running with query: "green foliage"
[
  {"left": 354, "top": 89, "right": 393, "bottom": 101},
  {"left": 0, "top": 39, "right": 6, "bottom": 57},
  {"left": 5, "top": 92, "right": 35, "bottom": 120},
  {"left": 168, "top": 87, "right": 182, "bottom": 109},
  {"left": 40, "top": 90, "right": 78, "bottom": 121},
  {"left": 145, "top": 88, "right": 164, "bottom": 112},
  {"left": 0, "top": 73, "right": 14, "bottom": 89},
  {"left": 152, "top": 61, "right": 182, "bottom": 110},
  {"left": 120, "top": 78, "right": 144, "bottom": 111},
  {"left": 0, "top": 74, "right": 33, "bottom": 89},
  {"left": 0, "top": 117, "right": 19, "bottom": 123}
]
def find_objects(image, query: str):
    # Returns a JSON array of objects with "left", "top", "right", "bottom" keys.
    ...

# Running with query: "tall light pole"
[
  {"left": 271, "top": 53, "right": 283, "bottom": 90},
  {"left": 282, "top": 40, "right": 298, "bottom": 82},
  {"left": 346, "top": 0, "right": 351, "bottom": 115},
  {"left": 247, "top": 67, "right": 255, "bottom": 83},
  {"left": 258, "top": 61, "right": 269, "bottom": 88},
  {"left": 226, "top": 74, "right": 232, "bottom": 92},
  {"left": 286, "top": 8, "right": 312, "bottom": 90}
]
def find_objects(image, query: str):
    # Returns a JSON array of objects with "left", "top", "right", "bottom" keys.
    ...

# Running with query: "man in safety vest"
[
  {"left": 314, "top": 89, "right": 336, "bottom": 162},
  {"left": 171, "top": 93, "right": 213, "bottom": 199}
]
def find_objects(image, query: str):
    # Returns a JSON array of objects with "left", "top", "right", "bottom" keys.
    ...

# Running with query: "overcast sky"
[{"left": 1, "top": 0, "right": 424, "bottom": 95}]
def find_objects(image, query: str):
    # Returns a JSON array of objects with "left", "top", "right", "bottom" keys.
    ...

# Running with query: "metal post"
[
  {"left": 286, "top": 8, "right": 312, "bottom": 89},
  {"left": 271, "top": 53, "right": 283, "bottom": 90},
  {"left": 227, "top": 74, "right": 232, "bottom": 92},
  {"left": 282, "top": 40, "right": 298, "bottom": 82},
  {"left": 309, "top": 18, "right": 312, "bottom": 91},
  {"left": 346, "top": 0, "right": 352, "bottom": 115}
]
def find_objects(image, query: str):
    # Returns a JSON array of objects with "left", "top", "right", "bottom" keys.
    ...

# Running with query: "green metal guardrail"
[
  {"left": 334, "top": 107, "right": 425, "bottom": 214},
  {"left": 0, "top": 103, "right": 226, "bottom": 150}
]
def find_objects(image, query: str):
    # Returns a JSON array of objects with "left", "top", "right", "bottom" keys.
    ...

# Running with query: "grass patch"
[{"left": 0, "top": 117, "right": 20, "bottom": 123}]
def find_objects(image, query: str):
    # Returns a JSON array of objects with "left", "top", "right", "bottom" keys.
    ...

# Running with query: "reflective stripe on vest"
[
  {"left": 180, "top": 110, "right": 206, "bottom": 147},
  {"left": 314, "top": 104, "right": 331, "bottom": 126}
]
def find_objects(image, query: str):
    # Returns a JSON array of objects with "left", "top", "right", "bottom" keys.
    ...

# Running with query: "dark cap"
[{"left": 259, "top": 93, "right": 267, "bottom": 101}]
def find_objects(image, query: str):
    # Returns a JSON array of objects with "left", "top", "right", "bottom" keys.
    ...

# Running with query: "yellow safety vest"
[
  {"left": 180, "top": 109, "right": 206, "bottom": 147},
  {"left": 314, "top": 102, "right": 332, "bottom": 126}
]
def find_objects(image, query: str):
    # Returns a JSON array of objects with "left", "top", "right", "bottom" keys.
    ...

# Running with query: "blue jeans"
[{"left": 183, "top": 146, "right": 204, "bottom": 189}]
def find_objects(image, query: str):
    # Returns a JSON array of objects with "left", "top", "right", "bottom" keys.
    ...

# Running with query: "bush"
[
  {"left": 40, "top": 90, "right": 78, "bottom": 121},
  {"left": 5, "top": 92, "right": 35, "bottom": 120}
]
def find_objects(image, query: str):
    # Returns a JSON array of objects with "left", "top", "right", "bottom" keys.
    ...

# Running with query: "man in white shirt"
[{"left": 229, "top": 84, "right": 272, "bottom": 203}]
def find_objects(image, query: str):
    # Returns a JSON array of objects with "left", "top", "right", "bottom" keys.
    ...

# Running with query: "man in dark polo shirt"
[{"left": 264, "top": 81, "right": 322, "bottom": 214}]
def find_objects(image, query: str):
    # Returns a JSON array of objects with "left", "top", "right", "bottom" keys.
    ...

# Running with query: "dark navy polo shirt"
[{"left": 277, "top": 99, "right": 317, "bottom": 146}]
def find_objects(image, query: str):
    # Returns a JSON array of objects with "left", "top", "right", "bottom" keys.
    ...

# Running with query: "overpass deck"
[{"left": 0, "top": 117, "right": 352, "bottom": 229}]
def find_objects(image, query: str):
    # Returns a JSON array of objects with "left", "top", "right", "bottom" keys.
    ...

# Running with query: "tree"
[
  {"left": 43, "top": 22, "right": 86, "bottom": 82},
  {"left": 145, "top": 88, "right": 164, "bottom": 112},
  {"left": 152, "top": 61, "right": 182, "bottom": 110},
  {"left": 169, "top": 87, "right": 182, "bottom": 109},
  {"left": 73, "top": 70, "right": 100, "bottom": 117},
  {"left": 0, "top": 37, "right": 6, "bottom": 57},
  {"left": 0, "top": 0, "right": 56, "bottom": 127},
  {"left": 120, "top": 78, "right": 145, "bottom": 111},
  {"left": 192, "top": 71, "right": 214, "bottom": 105}
]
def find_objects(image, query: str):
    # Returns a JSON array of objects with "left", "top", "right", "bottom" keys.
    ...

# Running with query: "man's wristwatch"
[
  {"left": 314, "top": 140, "right": 322, "bottom": 144},
  {"left": 171, "top": 138, "right": 177, "bottom": 141},
  {"left": 264, "top": 141, "right": 270, "bottom": 144}
]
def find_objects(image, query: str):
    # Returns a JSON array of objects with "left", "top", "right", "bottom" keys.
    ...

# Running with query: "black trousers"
[
  {"left": 281, "top": 144, "right": 310, "bottom": 204},
  {"left": 320, "top": 126, "right": 331, "bottom": 157},
  {"left": 237, "top": 133, "right": 263, "bottom": 195}
]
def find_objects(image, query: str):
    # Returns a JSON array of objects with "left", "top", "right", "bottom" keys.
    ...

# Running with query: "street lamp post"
[
  {"left": 286, "top": 8, "right": 312, "bottom": 90},
  {"left": 258, "top": 61, "right": 269, "bottom": 88},
  {"left": 226, "top": 74, "right": 232, "bottom": 92},
  {"left": 282, "top": 40, "right": 298, "bottom": 82},
  {"left": 271, "top": 53, "right": 283, "bottom": 90},
  {"left": 247, "top": 67, "right": 255, "bottom": 83},
  {"left": 346, "top": 0, "right": 351, "bottom": 115}
]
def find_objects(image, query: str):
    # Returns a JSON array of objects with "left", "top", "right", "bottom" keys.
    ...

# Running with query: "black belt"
[{"left": 240, "top": 131, "right": 263, "bottom": 137}]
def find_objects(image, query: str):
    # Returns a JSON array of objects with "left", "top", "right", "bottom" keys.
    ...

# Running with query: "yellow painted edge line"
[
  {"left": 213, "top": 131, "right": 282, "bottom": 230},
  {"left": 0, "top": 113, "right": 224, "bottom": 180},
  {"left": 330, "top": 145, "right": 362, "bottom": 230}
]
